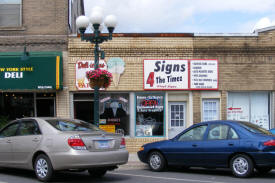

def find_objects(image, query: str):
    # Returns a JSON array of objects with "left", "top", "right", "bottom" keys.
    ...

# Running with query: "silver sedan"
[{"left": 0, "top": 117, "right": 129, "bottom": 181}]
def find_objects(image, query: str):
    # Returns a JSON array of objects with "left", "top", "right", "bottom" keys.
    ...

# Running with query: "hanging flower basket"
[{"left": 86, "top": 69, "right": 112, "bottom": 89}]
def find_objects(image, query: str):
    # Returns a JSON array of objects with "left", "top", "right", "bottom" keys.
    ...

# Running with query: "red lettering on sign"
[{"left": 146, "top": 72, "right": 154, "bottom": 87}]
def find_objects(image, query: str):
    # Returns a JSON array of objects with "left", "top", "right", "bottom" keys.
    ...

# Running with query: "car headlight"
[{"left": 139, "top": 146, "right": 144, "bottom": 151}]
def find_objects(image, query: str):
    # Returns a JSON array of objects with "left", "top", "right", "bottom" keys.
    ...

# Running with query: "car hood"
[{"left": 144, "top": 139, "right": 169, "bottom": 148}]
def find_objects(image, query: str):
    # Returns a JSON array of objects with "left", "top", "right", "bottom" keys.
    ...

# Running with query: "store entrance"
[
  {"left": 74, "top": 101, "right": 94, "bottom": 123},
  {"left": 168, "top": 102, "right": 186, "bottom": 139},
  {"left": 36, "top": 99, "right": 55, "bottom": 117}
]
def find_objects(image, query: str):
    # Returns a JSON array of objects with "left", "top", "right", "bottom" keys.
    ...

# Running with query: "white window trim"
[{"left": 202, "top": 98, "right": 220, "bottom": 121}]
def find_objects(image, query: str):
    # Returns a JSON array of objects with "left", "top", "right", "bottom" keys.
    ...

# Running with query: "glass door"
[{"left": 168, "top": 102, "right": 186, "bottom": 139}]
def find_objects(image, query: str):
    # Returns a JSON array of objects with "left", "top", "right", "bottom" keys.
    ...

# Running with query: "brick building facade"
[
  {"left": 1, "top": 1, "right": 275, "bottom": 153},
  {"left": 0, "top": 0, "right": 83, "bottom": 123},
  {"left": 68, "top": 27, "right": 275, "bottom": 152}
]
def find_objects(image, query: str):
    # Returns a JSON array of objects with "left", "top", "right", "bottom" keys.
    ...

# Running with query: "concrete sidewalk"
[{"left": 119, "top": 153, "right": 148, "bottom": 170}]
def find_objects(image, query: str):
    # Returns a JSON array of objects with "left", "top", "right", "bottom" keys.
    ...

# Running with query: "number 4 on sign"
[{"left": 146, "top": 72, "right": 154, "bottom": 87}]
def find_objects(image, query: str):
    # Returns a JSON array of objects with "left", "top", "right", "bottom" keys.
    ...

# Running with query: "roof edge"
[{"left": 254, "top": 25, "right": 275, "bottom": 34}]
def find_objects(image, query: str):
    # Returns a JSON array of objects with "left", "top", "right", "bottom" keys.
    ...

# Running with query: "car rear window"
[
  {"left": 45, "top": 119, "right": 101, "bottom": 132},
  {"left": 239, "top": 121, "right": 272, "bottom": 135}
]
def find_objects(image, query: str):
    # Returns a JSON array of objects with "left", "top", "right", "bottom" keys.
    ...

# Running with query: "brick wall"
[
  {"left": 125, "top": 138, "right": 166, "bottom": 153},
  {"left": 68, "top": 36, "right": 194, "bottom": 91},
  {"left": 56, "top": 52, "right": 70, "bottom": 118},
  {"left": 192, "top": 91, "right": 201, "bottom": 123},
  {"left": 0, "top": 0, "right": 68, "bottom": 52}
]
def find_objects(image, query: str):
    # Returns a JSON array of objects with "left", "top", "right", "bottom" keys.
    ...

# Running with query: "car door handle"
[
  {"left": 192, "top": 144, "right": 197, "bottom": 147},
  {"left": 228, "top": 143, "right": 234, "bottom": 146},
  {"left": 32, "top": 138, "right": 40, "bottom": 142},
  {"left": 6, "top": 140, "right": 12, "bottom": 143}
]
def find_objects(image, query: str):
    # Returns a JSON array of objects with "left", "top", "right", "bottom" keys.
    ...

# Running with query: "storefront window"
[
  {"left": 227, "top": 92, "right": 270, "bottom": 129},
  {"left": 136, "top": 93, "right": 165, "bottom": 137},
  {"left": 0, "top": 92, "right": 34, "bottom": 120},
  {"left": 73, "top": 93, "right": 94, "bottom": 123},
  {"left": 0, "top": 92, "right": 56, "bottom": 121},
  {"left": 99, "top": 93, "right": 129, "bottom": 135}
]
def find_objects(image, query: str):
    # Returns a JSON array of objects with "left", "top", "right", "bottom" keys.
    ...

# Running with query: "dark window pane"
[
  {"left": 0, "top": 122, "right": 19, "bottom": 137},
  {"left": 0, "top": 93, "right": 34, "bottom": 120},
  {"left": 46, "top": 119, "right": 101, "bottom": 132},
  {"left": 37, "top": 99, "right": 55, "bottom": 117},
  {"left": 178, "top": 125, "right": 207, "bottom": 141},
  {"left": 18, "top": 121, "right": 40, "bottom": 135}
]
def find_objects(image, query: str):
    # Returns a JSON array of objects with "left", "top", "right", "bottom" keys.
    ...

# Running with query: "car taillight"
[
  {"left": 120, "top": 137, "right": 126, "bottom": 149},
  {"left": 263, "top": 140, "right": 275, "bottom": 146},
  {"left": 68, "top": 135, "right": 87, "bottom": 150}
]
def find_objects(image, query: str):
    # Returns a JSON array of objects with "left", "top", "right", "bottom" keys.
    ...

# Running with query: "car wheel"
[
  {"left": 230, "top": 154, "right": 254, "bottom": 178},
  {"left": 148, "top": 151, "right": 166, "bottom": 172},
  {"left": 34, "top": 154, "right": 54, "bottom": 182},
  {"left": 256, "top": 167, "right": 272, "bottom": 174},
  {"left": 88, "top": 169, "right": 107, "bottom": 178}
]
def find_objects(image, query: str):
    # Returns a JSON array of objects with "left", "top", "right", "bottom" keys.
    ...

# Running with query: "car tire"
[
  {"left": 88, "top": 169, "right": 107, "bottom": 178},
  {"left": 256, "top": 167, "right": 272, "bottom": 174},
  {"left": 230, "top": 154, "right": 254, "bottom": 178},
  {"left": 148, "top": 151, "right": 166, "bottom": 172},
  {"left": 34, "top": 154, "right": 54, "bottom": 182}
]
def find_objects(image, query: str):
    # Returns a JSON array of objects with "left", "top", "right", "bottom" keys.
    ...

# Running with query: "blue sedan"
[
  {"left": 138, "top": 120, "right": 275, "bottom": 178},
  {"left": 270, "top": 128, "right": 275, "bottom": 134}
]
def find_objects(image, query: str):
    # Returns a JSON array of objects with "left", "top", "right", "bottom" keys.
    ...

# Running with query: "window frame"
[
  {"left": 202, "top": 98, "right": 220, "bottom": 121},
  {"left": 0, "top": 0, "right": 22, "bottom": 27}
]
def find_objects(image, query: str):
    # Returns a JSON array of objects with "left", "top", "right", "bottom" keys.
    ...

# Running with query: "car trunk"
[{"left": 79, "top": 132, "right": 122, "bottom": 152}]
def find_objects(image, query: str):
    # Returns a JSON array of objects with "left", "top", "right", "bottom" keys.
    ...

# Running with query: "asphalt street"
[{"left": 1, "top": 166, "right": 275, "bottom": 183}]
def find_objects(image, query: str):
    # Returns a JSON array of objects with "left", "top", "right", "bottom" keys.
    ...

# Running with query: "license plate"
[{"left": 97, "top": 140, "right": 109, "bottom": 149}]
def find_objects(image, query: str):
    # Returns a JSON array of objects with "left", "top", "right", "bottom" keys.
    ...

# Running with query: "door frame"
[{"left": 168, "top": 102, "right": 186, "bottom": 138}]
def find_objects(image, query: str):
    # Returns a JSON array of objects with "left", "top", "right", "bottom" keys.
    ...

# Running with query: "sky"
[{"left": 84, "top": 0, "right": 275, "bottom": 34}]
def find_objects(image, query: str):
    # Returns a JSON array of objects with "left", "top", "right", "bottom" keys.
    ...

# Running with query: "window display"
[
  {"left": 99, "top": 93, "right": 129, "bottom": 135},
  {"left": 227, "top": 92, "right": 270, "bottom": 129},
  {"left": 136, "top": 93, "right": 165, "bottom": 137}
]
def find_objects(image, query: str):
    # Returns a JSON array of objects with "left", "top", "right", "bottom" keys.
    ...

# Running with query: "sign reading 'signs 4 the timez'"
[{"left": 144, "top": 59, "right": 218, "bottom": 90}]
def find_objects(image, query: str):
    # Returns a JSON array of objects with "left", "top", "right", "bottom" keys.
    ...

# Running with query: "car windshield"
[
  {"left": 46, "top": 119, "right": 101, "bottom": 132},
  {"left": 239, "top": 121, "right": 272, "bottom": 135}
]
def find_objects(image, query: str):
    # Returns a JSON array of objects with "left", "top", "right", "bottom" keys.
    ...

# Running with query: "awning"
[{"left": 0, "top": 51, "right": 63, "bottom": 90}]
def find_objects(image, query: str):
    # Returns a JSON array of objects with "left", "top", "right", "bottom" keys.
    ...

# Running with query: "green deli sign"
[{"left": 0, "top": 52, "right": 63, "bottom": 90}]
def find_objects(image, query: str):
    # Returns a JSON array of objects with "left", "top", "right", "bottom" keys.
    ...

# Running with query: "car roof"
[
  {"left": 15, "top": 117, "right": 73, "bottom": 121},
  {"left": 196, "top": 120, "right": 242, "bottom": 125}
]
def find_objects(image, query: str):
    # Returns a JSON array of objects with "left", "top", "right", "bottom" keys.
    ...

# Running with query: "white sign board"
[
  {"left": 144, "top": 59, "right": 219, "bottom": 90},
  {"left": 144, "top": 60, "right": 189, "bottom": 90},
  {"left": 75, "top": 60, "right": 107, "bottom": 90},
  {"left": 190, "top": 60, "right": 218, "bottom": 89}
]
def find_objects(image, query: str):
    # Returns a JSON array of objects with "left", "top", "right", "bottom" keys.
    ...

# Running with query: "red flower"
[{"left": 86, "top": 69, "right": 112, "bottom": 88}]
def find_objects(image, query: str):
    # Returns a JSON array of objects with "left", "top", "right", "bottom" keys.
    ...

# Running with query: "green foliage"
[{"left": 0, "top": 115, "right": 9, "bottom": 130}]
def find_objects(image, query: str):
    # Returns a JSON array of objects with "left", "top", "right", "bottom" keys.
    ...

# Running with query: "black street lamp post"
[{"left": 76, "top": 7, "right": 117, "bottom": 126}]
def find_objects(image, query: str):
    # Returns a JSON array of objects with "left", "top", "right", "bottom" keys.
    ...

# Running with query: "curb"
[{"left": 119, "top": 162, "right": 148, "bottom": 170}]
